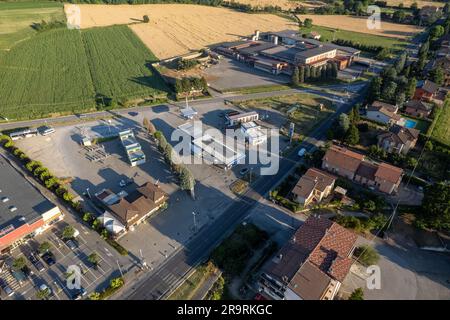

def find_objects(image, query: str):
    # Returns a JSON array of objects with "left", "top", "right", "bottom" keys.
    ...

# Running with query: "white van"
[{"left": 298, "top": 148, "right": 307, "bottom": 157}]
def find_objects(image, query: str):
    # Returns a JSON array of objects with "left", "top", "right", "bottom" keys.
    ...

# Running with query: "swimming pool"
[{"left": 404, "top": 119, "right": 417, "bottom": 128}]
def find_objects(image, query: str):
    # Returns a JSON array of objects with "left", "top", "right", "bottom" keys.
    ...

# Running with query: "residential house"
[
  {"left": 291, "top": 168, "right": 336, "bottom": 206},
  {"left": 259, "top": 216, "right": 357, "bottom": 300},
  {"left": 413, "top": 80, "right": 440, "bottom": 103},
  {"left": 321, "top": 145, "right": 364, "bottom": 180},
  {"left": 366, "top": 101, "right": 405, "bottom": 126},
  {"left": 322, "top": 145, "right": 403, "bottom": 194},
  {"left": 377, "top": 124, "right": 420, "bottom": 155},
  {"left": 404, "top": 100, "right": 433, "bottom": 118},
  {"left": 95, "top": 182, "right": 168, "bottom": 235}
]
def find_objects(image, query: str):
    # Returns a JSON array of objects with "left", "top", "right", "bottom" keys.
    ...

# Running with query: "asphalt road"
[
  {"left": 123, "top": 85, "right": 368, "bottom": 300},
  {"left": 0, "top": 83, "right": 365, "bottom": 132}
]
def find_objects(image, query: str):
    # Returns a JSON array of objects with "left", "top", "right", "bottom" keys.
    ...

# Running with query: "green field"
[
  {"left": 431, "top": 102, "right": 450, "bottom": 146},
  {"left": 0, "top": 25, "right": 169, "bottom": 120},
  {"left": 300, "top": 25, "right": 406, "bottom": 50},
  {"left": 0, "top": 1, "right": 65, "bottom": 50}
]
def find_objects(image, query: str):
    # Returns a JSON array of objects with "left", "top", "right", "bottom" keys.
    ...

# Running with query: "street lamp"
[{"left": 192, "top": 211, "right": 197, "bottom": 233}]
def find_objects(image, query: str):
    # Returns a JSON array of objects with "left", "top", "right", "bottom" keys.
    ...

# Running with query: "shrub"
[
  {"left": 349, "top": 288, "right": 364, "bottom": 300},
  {"left": 354, "top": 245, "right": 379, "bottom": 266}
]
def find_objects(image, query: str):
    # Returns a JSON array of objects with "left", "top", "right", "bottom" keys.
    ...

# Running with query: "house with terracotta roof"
[
  {"left": 322, "top": 145, "right": 403, "bottom": 194},
  {"left": 404, "top": 100, "right": 433, "bottom": 118},
  {"left": 94, "top": 182, "right": 168, "bottom": 234},
  {"left": 321, "top": 145, "right": 364, "bottom": 180},
  {"left": 259, "top": 216, "right": 357, "bottom": 300},
  {"left": 413, "top": 80, "right": 440, "bottom": 103},
  {"left": 291, "top": 168, "right": 336, "bottom": 206},
  {"left": 366, "top": 101, "right": 405, "bottom": 126},
  {"left": 377, "top": 124, "right": 420, "bottom": 155}
]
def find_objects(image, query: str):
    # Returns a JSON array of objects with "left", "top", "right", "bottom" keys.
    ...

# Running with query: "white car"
[{"left": 298, "top": 148, "right": 307, "bottom": 157}]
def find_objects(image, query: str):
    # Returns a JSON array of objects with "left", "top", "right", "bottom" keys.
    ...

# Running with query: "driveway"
[{"left": 341, "top": 236, "right": 450, "bottom": 300}]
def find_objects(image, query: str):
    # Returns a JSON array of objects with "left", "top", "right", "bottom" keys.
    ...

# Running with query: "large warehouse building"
[
  {"left": 0, "top": 156, "right": 63, "bottom": 252},
  {"left": 214, "top": 30, "right": 360, "bottom": 76}
]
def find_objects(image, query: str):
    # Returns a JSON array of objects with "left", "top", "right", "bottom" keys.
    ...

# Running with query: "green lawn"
[
  {"left": 0, "top": 25, "right": 170, "bottom": 120},
  {"left": 0, "top": 1, "right": 65, "bottom": 50},
  {"left": 431, "top": 102, "right": 450, "bottom": 146},
  {"left": 300, "top": 25, "right": 406, "bottom": 50}
]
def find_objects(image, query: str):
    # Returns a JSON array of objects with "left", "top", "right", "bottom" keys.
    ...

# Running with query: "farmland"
[
  {"left": 226, "top": 0, "right": 326, "bottom": 9},
  {"left": 0, "top": 25, "right": 169, "bottom": 120},
  {"left": 82, "top": 26, "right": 169, "bottom": 103},
  {"left": 298, "top": 14, "right": 423, "bottom": 42},
  {"left": 0, "top": 1, "right": 65, "bottom": 50},
  {"left": 70, "top": 4, "right": 297, "bottom": 59}
]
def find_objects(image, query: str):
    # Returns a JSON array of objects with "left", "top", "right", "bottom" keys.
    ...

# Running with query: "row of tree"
[
  {"left": 291, "top": 62, "right": 338, "bottom": 86},
  {"left": 143, "top": 118, "right": 196, "bottom": 196},
  {"left": 174, "top": 77, "right": 208, "bottom": 95}
]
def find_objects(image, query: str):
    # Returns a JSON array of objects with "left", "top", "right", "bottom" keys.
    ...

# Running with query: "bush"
[
  {"left": 354, "top": 245, "right": 379, "bottom": 266},
  {"left": 349, "top": 288, "right": 364, "bottom": 300}
]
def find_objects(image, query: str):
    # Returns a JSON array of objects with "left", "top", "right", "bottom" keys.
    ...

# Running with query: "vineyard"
[{"left": 0, "top": 25, "right": 169, "bottom": 120}]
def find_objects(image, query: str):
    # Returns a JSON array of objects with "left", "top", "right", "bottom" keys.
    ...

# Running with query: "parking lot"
[
  {"left": 0, "top": 219, "right": 127, "bottom": 300},
  {"left": 204, "top": 57, "right": 290, "bottom": 92},
  {"left": 11, "top": 97, "right": 289, "bottom": 287}
]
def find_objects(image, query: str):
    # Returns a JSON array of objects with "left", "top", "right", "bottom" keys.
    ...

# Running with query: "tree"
[
  {"left": 291, "top": 66, "right": 299, "bottom": 86},
  {"left": 349, "top": 288, "right": 364, "bottom": 300},
  {"left": 36, "top": 287, "right": 50, "bottom": 300},
  {"left": 429, "top": 25, "right": 444, "bottom": 41},
  {"left": 345, "top": 124, "right": 359, "bottom": 145},
  {"left": 89, "top": 292, "right": 101, "bottom": 300},
  {"left": 180, "top": 166, "right": 196, "bottom": 198},
  {"left": 396, "top": 52, "right": 407, "bottom": 73},
  {"left": 110, "top": 277, "right": 124, "bottom": 289},
  {"left": 338, "top": 113, "right": 350, "bottom": 138},
  {"left": 419, "top": 183, "right": 450, "bottom": 230},
  {"left": 349, "top": 105, "right": 360, "bottom": 124},
  {"left": 303, "top": 18, "right": 313, "bottom": 28},
  {"left": 12, "top": 257, "right": 27, "bottom": 271},
  {"left": 304, "top": 65, "right": 311, "bottom": 80},
  {"left": 88, "top": 252, "right": 99, "bottom": 267},
  {"left": 395, "top": 91, "right": 406, "bottom": 106},
  {"left": 39, "top": 241, "right": 51, "bottom": 254},
  {"left": 62, "top": 225, "right": 75, "bottom": 240},
  {"left": 368, "top": 77, "right": 382, "bottom": 102},
  {"left": 424, "top": 140, "right": 433, "bottom": 151},
  {"left": 430, "top": 67, "right": 444, "bottom": 86},
  {"left": 406, "top": 77, "right": 417, "bottom": 99},
  {"left": 299, "top": 66, "right": 305, "bottom": 83},
  {"left": 381, "top": 81, "right": 397, "bottom": 102},
  {"left": 83, "top": 212, "right": 93, "bottom": 223},
  {"left": 355, "top": 245, "right": 379, "bottom": 266}
]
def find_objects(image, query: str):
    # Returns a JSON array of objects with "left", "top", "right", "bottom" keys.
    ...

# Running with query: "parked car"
[
  {"left": 71, "top": 287, "right": 87, "bottom": 300},
  {"left": 11, "top": 270, "right": 27, "bottom": 283},
  {"left": 298, "top": 148, "right": 307, "bottom": 157},
  {"left": 41, "top": 252, "right": 55, "bottom": 266},
  {"left": 239, "top": 167, "right": 249, "bottom": 176},
  {"left": 28, "top": 253, "right": 45, "bottom": 272},
  {"left": 65, "top": 239, "right": 78, "bottom": 250},
  {"left": 0, "top": 278, "right": 14, "bottom": 297},
  {"left": 119, "top": 179, "right": 133, "bottom": 188}
]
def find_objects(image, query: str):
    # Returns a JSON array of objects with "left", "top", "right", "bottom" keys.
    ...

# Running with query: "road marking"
[{"left": 104, "top": 247, "right": 113, "bottom": 257}]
